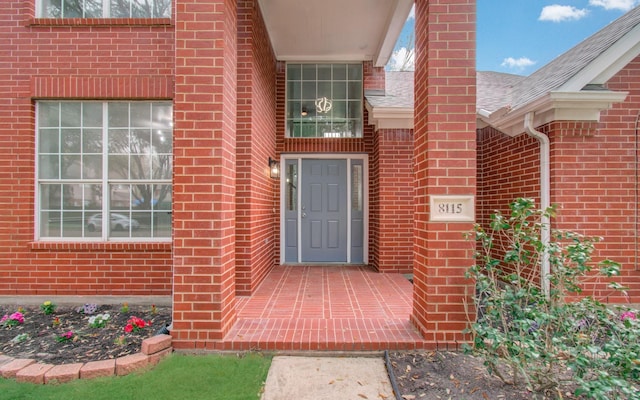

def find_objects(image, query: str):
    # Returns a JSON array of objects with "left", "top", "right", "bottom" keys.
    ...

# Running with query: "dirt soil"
[
  {"left": 387, "top": 351, "right": 582, "bottom": 400},
  {"left": 0, "top": 304, "right": 170, "bottom": 365}
]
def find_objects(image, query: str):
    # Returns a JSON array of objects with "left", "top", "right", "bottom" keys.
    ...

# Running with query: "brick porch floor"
[{"left": 222, "top": 265, "right": 427, "bottom": 351}]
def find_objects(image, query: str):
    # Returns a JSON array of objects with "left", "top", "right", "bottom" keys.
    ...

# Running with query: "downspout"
[{"left": 524, "top": 112, "right": 551, "bottom": 297}]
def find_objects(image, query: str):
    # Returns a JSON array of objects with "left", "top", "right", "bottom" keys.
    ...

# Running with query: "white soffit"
[{"left": 258, "top": 0, "right": 413, "bottom": 66}]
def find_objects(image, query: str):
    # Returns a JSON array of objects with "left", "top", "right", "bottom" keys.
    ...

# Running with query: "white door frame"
[{"left": 279, "top": 153, "right": 369, "bottom": 264}]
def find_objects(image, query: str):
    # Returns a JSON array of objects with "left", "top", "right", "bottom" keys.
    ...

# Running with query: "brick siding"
[
  {"left": 476, "top": 57, "right": 640, "bottom": 303},
  {"left": 411, "top": 0, "right": 477, "bottom": 345},
  {"left": 0, "top": 0, "right": 174, "bottom": 296},
  {"left": 235, "top": 0, "right": 278, "bottom": 295}
]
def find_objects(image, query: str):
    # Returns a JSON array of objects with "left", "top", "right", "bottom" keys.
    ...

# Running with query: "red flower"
[{"left": 124, "top": 324, "right": 133, "bottom": 333}]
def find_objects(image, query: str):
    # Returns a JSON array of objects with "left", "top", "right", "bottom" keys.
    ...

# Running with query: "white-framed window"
[
  {"left": 37, "top": 0, "right": 171, "bottom": 18},
  {"left": 286, "top": 63, "right": 363, "bottom": 138},
  {"left": 37, "top": 101, "right": 173, "bottom": 240}
]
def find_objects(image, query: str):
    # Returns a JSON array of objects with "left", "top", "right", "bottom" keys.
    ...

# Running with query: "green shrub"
[{"left": 465, "top": 198, "right": 639, "bottom": 399}]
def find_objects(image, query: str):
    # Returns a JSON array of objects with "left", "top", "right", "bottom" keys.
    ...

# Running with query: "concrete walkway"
[{"left": 261, "top": 356, "right": 394, "bottom": 400}]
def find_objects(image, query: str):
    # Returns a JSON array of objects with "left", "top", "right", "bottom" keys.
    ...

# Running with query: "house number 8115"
[{"left": 438, "top": 203, "right": 463, "bottom": 214}]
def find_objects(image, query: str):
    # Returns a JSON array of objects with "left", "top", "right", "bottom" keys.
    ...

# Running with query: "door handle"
[{"left": 302, "top": 212, "right": 307, "bottom": 218}]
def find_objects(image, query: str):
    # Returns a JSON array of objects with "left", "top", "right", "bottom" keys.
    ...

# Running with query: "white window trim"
[{"left": 35, "top": 101, "right": 172, "bottom": 243}]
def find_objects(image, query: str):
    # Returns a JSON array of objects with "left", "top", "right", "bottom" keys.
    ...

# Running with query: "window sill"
[
  {"left": 29, "top": 18, "right": 172, "bottom": 27},
  {"left": 29, "top": 241, "right": 171, "bottom": 252}
]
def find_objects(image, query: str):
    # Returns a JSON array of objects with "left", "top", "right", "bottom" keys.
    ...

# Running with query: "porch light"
[{"left": 268, "top": 157, "right": 280, "bottom": 179}]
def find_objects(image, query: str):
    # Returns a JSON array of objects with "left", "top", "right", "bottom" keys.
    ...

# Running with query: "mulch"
[{"left": 0, "top": 303, "right": 171, "bottom": 365}]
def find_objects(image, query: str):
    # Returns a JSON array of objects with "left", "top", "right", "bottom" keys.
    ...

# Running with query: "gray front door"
[{"left": 301, "top": 159, "right": 347, "bottom": 262}]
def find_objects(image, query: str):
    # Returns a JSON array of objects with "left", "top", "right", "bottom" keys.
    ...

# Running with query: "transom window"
[
  {"left": 37, "top": 101, "right": 173, "bottom": 240},
  {"left": 286, "top": 63, "right": 363, "bottom": 138},
  {"left": 37, "top": 0, "right": 171, "bottom": 18}
]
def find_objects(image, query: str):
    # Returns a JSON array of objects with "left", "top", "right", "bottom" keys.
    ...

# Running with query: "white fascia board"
[
  {"left": 374, "top": 0, "right": 414, "bottom": 67},
  {"left": 367, "top": 104, "right": 414, "bottom": 130},
  {"left": 478, "top": 91, "right": 628, "bottom": 136},
  {"left": 559, "top": 24, "right": 640, "bottom": 91}
]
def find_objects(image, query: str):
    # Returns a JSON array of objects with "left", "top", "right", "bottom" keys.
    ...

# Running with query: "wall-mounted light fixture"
[{"left": 268, "top": 157, "right": 280, "bottom": 179}]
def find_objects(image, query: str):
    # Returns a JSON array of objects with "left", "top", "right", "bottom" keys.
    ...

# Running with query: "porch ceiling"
[{"left": 257, "top": 0, "right": 413, "bottom": 67}]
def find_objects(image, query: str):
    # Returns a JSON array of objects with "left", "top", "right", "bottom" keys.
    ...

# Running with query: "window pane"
[
  {"left": 61, "top": 103, "right": 81, "bottom": 127},
  {"left": 111, "top": 0, "right": 131, "bottom": 18},
  {"left": 83, "top": 103, "right": 103, "bottom": 127},
  {"left": 152, "top": 129, "right": 172, "bottom": 153},
  {"left": 317, "top": 64, "right": 332, "bottom": 80},
  {"left": 332, "top": 82, "right": 346, "bottom": 99},
  {"left": 41, "top": 0, "right": 63, "bottom": 17},
  {"left": 108, "top": 129, "right": 129, "bottom": 153},
  {"left": 302, "top": 64, "right": 316, "bottom": 80},
  {"left": 39, "top": 128, "right": 59, "bottom": 153},
  {"left": 317, "top": 82, "right": 331, "bottom": 98},
  {"left": 348, "top": 64, "right": 362, "bottom": 80},
  {"left": 333, "top": 64, "right": 347, "bottom": 80},
  {"left": 84, "top": 0, "right": 103, "bottom": 18},
  {"left": 108, "top": 103, "right": 129, "bottom": 127},
  {"left": 352, "top": 165, "right": 363, "bottom": 212},
  {"left": 286, "top": 63, "right": 362, "bottom": 138},
  {"left": 61, "top": 128, "right": 81, "bottom": 153},
  {"left": 287, "top": 64, "right": 301, "bottom": 80},
  {"left": 83, "top": 128, "right": 102, "bottom": 153},
  {"left": 152, "top": 103, "right": 172, "bottom": 128},
  {"left": 288, "top": 81, "right": 301, "bottom": 100},
  {"left": 302, "top": 82, "right": 316, "bottom": 100},
  {"left": 38, "top": 103, "right": 59, "bottom": 127},
  {"left": 108, "top": 155, "right": 129, "bottom": 179},
  {"left": 39, "top": 155, "right": 59, "bottom": 179},
  {"left": 63, "top": 0, "right": 83, "bottom": 17},
  {"left": 285, "top": 164, "right": 297, "bottom": 211},
  {"left": 154, "top": 0, "right": 171, "bottom": 17},
  {"left": 152, "top": 154, "right": 172, "bottom": 180},
  {"left": 130, "top": 102, "right": 151, "bottom": 127},
  {"left": 348, "top": 101, "right": 362, "bottom": 119},
  {"left": 61, "top": 155, "right": 81, "bottom": 179},
  {"left": 83, "top": 155, "right": 102, "bottom": 179}
]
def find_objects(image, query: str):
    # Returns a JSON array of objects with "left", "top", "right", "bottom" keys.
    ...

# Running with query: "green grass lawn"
[{"left": 0, "top": 353, "right": 272, "bottom": 400}]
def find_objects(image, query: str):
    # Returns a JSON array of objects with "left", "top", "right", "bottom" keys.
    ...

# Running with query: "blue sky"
[{"left": 390, "top": 0, "right": 639, "bottom": 75}]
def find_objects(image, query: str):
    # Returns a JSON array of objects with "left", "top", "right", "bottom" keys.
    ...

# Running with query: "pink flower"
[
  {"left": 621, "top": 311, "right": 637, "bottom": 321},
  {"left": 9, "top": 312, "right": 24, "bottom": 324}
]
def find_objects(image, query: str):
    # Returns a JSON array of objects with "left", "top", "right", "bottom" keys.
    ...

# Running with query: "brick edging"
[{"left": 0, "top": 334, "right": 172, "bottom": 384}]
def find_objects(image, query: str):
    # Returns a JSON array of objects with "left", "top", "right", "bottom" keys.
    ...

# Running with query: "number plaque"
[{"left": 429, "top": 195, "right": 475, "bottom": 222}]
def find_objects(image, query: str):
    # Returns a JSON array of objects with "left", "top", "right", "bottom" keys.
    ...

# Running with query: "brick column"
[
  {"left": 172, "top": 0, "right": 238, "bottom": 349},
  {"left": 411, "top": 0, "right": 477, "bottom": 345}
]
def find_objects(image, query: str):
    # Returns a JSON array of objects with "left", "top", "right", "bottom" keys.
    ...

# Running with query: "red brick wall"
[
  {"left": 235, "top": 0, "right": 277, "bottom": 295},
  {"left": 412, "top": 0, "right": 477, "bottom": 345},
  {"left": 547, "top": 57, "right": 640, "bottom": 302},
  {"left": 172, "top": 0, "right": 238, "bottom": 348},
  {"left": 0, "top": 0, "right": 174, "bottom": 295},
  {"left": 374, "top": 129, "right": 414, "bottom": 273},
  {"left": 476, "top": 127, "right": 540, "bottom": 228},
  {"left": 475, "top": 59, "right": 640, "bottom": 303}
]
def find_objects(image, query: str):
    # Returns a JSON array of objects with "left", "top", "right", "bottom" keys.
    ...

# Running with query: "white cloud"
[
  {"left": 539, "top": 5, "right": 589, "bottom": 22},
  {"left": 388, "top": 47, "right": 415, "bottom": 71},
  {"left": 501, "top": 57, "right": 536, "bottom": 70},
  {"left": 407, "top": 5, "right": 415, "bottom": 20},
  {"left": 589, "top": 0, "right": 638, "bottom": 11}
]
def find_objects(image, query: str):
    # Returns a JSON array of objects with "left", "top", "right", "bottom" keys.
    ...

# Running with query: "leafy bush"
[{"left": 465, "top": 198, "right": 640, "bottom": 398}]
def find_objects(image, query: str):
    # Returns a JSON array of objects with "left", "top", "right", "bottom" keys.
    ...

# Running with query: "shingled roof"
[
  {"left": 367, "top": 6, "right": 640, "bottom": 133},
  {"left": 506, "top": 4, "right": 640, "bottom": 113}
]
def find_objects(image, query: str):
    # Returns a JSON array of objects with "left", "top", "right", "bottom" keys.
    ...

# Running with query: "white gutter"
[{"left": 524, "top": 112, "right": 551, "bottom": 298}]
